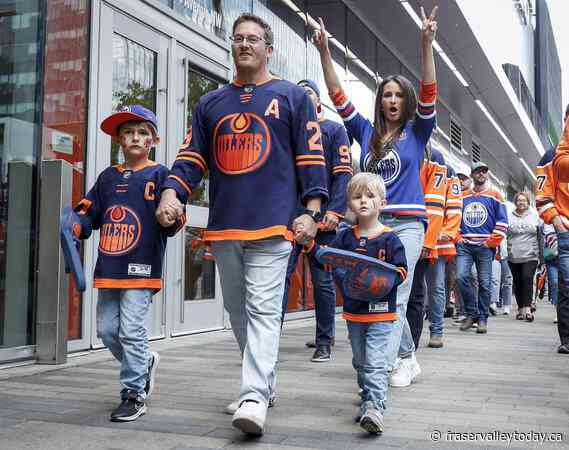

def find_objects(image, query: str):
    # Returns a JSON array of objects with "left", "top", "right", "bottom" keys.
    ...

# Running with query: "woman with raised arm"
[{"left": 313, "top": 7, "right": 439, "bottom": 388}]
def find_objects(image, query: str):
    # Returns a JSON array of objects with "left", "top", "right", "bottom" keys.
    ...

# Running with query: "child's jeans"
[
  {"left": 347, "top": 320, "right": 393, "bottom": 413},
  {"left": 97, "top": 288, "right": 153, "bottom": 399}
]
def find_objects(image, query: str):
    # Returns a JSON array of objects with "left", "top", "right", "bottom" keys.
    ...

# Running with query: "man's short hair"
[
  {"left": 565, "top": 103, "right": 569, "bottom": 121},
  {"left": 347, "top": 172, "right": 386, "bottom": 201},
  {"left": 232, "top": 13, "right": 274, "bottom": 46}
]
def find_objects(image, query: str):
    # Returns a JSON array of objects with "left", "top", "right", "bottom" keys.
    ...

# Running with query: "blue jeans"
[
  {"left": 455, "top": 243, "right": 495, "bottom": 321},
  {"left": 212, "top": 237, "right": 291, "bottom": 405},
  {"left": 96, "top": 288, "right": 153, "bottom": 399},
  {"left": 491, "top": 259, "right": 512, "bottom": 306},
  {"left": 347, "top": 320, "right": 393, "bottom": 413},
  {"left": 557, "top": 232, "right": 569, "bottom": 345},
  {"left": 380, "top": 217, "right": 424, "bottom": 369},
  {"left": 282, "top": 241, "right": 336, "bottom": 346},
  {"left": 545, "top": 259, "right": 559, "bottom": 305},
  {"left": 426, "top": 257, "right": 446, "bottom": 336}
]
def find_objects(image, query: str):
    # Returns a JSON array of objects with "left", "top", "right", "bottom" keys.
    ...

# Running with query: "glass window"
[
  {"left": 111, "top": 34, "right": 157, "bottom": 165},
  {"left": 186, "top": 68, "right": 219, "bottom": 207},
  {"left": 0, "top": 0, "right": 42, "bottom": 348},
  {"left": 184, "top": 227, "right": 215, "bottom": 301}
]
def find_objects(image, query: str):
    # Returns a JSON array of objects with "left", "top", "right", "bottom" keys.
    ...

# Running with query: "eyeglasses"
[{"left": 230, "top": 34, "right": 269, "bottom": 46}]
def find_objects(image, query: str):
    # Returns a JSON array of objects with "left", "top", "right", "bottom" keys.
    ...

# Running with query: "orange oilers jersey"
[
  {"left": 163, "top": 77, "right": 328, "bottom": 242},
  {"left": 74, "top": 162, "right": 186, "bottom": 291},
  {"left": 436, "top": 166, "right": 463, "bottom": 259},
  {"left": 536, "top": 116, "right": 569, "bottom": 228},
  {"left": 420, "top": 147, "right": 447, "bottom": 255}
]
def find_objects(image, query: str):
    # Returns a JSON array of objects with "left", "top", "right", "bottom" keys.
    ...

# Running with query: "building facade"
[{"left": 0, "top": 0, "right": 560, "bottom": 363}]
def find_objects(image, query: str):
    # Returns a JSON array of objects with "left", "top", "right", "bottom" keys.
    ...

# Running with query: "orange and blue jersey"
[
  {"left": 459, "top": 186, "right": 508, "bottom": 248},
  {"left": 420, "top": 147, "right": 447, "bottom": 253},
  {"left": 330, "top": 82, "right": 437, "bottom": 221},
  {"left": 74, "top": 162, "right": 186, "bottom": 290},
  {"left": 164, "top": 77, "right": 328, "bottom": 241},
  {"left": 307, "top": 226, "right": 407, "bottom": 323},
  {"left": 436, "top": 165, "right": 463, "bottom": 259}
]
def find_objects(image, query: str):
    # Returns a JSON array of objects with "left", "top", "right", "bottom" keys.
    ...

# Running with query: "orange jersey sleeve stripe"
[
  {"left": 176, "top": 151, "right": 207, "bottom": 168},
  {"left": 343, "top": 312, "right": 398, "bottom": 323},
  {"left": 168, "top": 175, "right": 192, "bottom": 196},
  {"left": 296, "top": 154, "right": 326, "bottom": 161},
  {"left": 296, "top": 161, "right": 326, "bottom": 167},
  {"left": 175, "top": 156, "right": 207, "bottom": 173},
  {"left": 204, "top": 225, "right": 293, "bottom": 242}
]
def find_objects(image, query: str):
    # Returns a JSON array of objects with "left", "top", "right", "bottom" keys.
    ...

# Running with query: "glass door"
[
  {"left": 87, "top": 5, "right": 169, "bottom": 347},
  {"left": 169, "top": 46, "right": 226, "bottom": 336}
]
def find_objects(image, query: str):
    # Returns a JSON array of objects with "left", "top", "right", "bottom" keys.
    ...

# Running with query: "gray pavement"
[{"left": 0, "top": 302, "right": 568, "bottom": 450}]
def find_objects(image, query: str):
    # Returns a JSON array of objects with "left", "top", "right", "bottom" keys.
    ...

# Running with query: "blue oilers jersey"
[
  {"left": 331, "top": 82, "right": 437, "bottom": 221},
  {"left": 164, "top": 77, "right": 328, "bottom": 242},
  {"left": 310, "top": 226, "right": 407, "bottom": 322},
  {"left": 75, "top": 162, "right": 185, "bottom": 290},
  {"left": 460, "top": 187, "right": 508, "bottom": 248}
]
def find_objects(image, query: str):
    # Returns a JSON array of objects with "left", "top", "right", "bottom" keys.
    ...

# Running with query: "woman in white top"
[{"left": 507, "top": 192, "right": 543, "bottom": 322}]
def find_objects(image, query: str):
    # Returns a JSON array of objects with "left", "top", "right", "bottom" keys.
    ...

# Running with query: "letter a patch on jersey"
[{"left": 264, "top": 99, "right": 280, "bottom": 119}]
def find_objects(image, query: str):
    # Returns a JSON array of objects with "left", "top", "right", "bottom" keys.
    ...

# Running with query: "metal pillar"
[{"left": 36, "top": 159, "right": 73, "bottom": 364}]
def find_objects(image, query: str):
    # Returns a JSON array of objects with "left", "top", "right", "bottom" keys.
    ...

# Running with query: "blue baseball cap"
[
  {"left": 100, "top": 105, "right": 158, "bottom": 137},
  {"left": 297, "top": 79, "right": 320, "bottom": 98}
]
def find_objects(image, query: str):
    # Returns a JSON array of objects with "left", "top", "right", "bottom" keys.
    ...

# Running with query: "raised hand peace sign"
[
  {"left": 313, "top": 17, "right": 329, "bottom": 54},
  {"left": 421, "top": 5, "right": 438, "bottom": 43}
]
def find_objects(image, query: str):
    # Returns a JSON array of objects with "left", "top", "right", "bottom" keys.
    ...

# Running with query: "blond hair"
[{"left": 347, "top": 172, "right": 386, "bottom": 200}]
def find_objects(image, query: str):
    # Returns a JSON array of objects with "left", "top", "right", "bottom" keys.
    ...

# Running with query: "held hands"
[
  {"left": 552, "top": 216, "right": 569, "bottom": 234},
  {"left": 293, "top": 214, "right": 318, "bottom": 245},
  {"left": 320, "top": 212, "right": 339, "bottom": 232},
  {"left": 156, "top": 189, "right": 184, "bottom": 226},
  {"left": 313, "top": 17, "right": 330, "bottom": 54},
  {"left": 421, "top": 5, "right": 438, "bottom": 43}
]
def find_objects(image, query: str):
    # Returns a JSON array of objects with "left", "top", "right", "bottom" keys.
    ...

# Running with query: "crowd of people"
[{"left": 69, "top": 6, "right": 568, "bottom": 439}]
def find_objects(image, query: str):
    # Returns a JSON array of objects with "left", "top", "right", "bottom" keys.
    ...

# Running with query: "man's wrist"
[{"left": 301, "top": 208, "right": 323, "bottom": 223}]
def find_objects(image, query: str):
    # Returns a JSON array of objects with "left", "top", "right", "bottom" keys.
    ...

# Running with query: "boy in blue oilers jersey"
[
  {"left": 301, "top": 173, "right": 407, "bottom": 435},
  {"left": 281, "top": 79, "right": 353, "bottom": 363},
  {"left": 156, "top": 13, "right": 328, "bottom": 436},
  {"left": 74, "top": 105, "right": 185, "bottom": 422}
]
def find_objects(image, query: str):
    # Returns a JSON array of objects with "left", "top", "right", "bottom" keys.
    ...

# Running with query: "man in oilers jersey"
[
  {"left": 535, "top": 105, "right": 569, "bottom": 354},
  {"left": 74, "top": 105, "right": 186, "bottom": 422},
  {"left": 281, "top": 79, "right": 353, "bottom": 363},
  {"left": 456, "top": 161, "right": 508, "bottom": 334},
  {"left": 156, "top": 13, "right": 328, "bottom": 435}
]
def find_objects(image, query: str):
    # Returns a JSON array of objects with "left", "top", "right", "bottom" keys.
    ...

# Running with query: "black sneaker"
[
  {"left": 557, "top": 343, "right": 569, "bottom": 354},
  {"left": 306, "top": 337, "right": 335, "bottom": 348},
  {"left": 110, "top": 392, "right": 147, "bottom": 422},
  {"left": 144, "top": 352, "right": 160, "bottom": 398},
  {"left": 311, "top": 345, "right": 331, "bottom": 362}
]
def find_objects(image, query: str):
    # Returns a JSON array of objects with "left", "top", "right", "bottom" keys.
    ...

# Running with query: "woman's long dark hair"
[{"left": 365, "top": 75, "right": 417, "bottom": 172}]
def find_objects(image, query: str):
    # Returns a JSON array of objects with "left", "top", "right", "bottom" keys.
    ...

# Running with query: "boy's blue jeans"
[
  {"left": 97, "top": 288, "right": 153, "bottom": 399},
  {"left": 347, "top": 320, "right": 393, "bottom": 413}
]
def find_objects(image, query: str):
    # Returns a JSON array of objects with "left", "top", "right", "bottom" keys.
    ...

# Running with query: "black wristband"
[{"left": 301, "top": 208, "right": 323, "bottom": 222}]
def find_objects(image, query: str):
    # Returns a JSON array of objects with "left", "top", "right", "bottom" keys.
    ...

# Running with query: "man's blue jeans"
[
  {"left": 347, "top": 320, "right": 393, "bottom": 413},
  {"left": 282, "top": 240, "right": 336, "bottom": 346},
  {"left": 425, "top": 257, "right": 446, "bottom": 336},
  {"left": 97, "top": 288, "right": 153, "bottom": 399},
  {"left": 545, "top": 258, "right": 559, "bottom": 305},
  {"left": 455, "top": 243, "right": 495, "bottom": 321},
  {"left": 212, "top": 237, "right": 291, "bottom": 405},
  {"left": 556, "top": 231, "right": 569, "bottom": 345}
]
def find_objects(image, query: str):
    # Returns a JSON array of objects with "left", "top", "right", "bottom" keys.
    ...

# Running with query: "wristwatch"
[{"left": 301, "top": 208, "right": 323, "bottom": 222}]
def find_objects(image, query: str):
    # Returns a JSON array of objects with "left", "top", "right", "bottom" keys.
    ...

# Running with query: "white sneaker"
[
  {"left": 226, "top": 393, "right": 276, "bottom": 415},
  {"left": 503, "top": 306, "right": 511, "bottom": 315},
  {"left": 232, "top": 401, "right": 267, "bottom": 435},
  {"left": 389, "top": 358, "right": 412, "bottom": 387},
  {"left": 406, "top": 353, "right": 422, "bottom": 382}
]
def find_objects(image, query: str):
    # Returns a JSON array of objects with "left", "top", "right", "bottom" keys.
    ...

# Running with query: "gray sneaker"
[
  {"left": 359, "top": 401, "right": 384, "bottom": 435},
  {"left": 226, "top": 393, "right": 276, "bottom": 415}
]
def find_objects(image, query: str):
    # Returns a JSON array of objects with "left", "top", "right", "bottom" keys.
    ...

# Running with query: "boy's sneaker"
[
  {"left": 226, "top": 392, "right": 276, "bottom": 415},
  {"left": 359, "top": 401, "right": 384, "bottom": 435},
  {"left": 144, "top": 352, "right": 160, "bottom": 398},
  {"left": 232, "top": 400, "right": 267, "bottom": 435},
  {"left": 311, "top": 345, "right": 331, "bottom": 362},
  {"left": 390, "top": 354, "right": 420, "bottom": 387},
  {"left": 110, "top": 391, "right": 147, "bottom": 422}
]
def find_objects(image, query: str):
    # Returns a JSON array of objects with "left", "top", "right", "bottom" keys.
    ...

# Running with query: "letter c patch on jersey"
[
  {"left": 99, "top": 206, "right": 142, "bottom": 255},
  {"left": 144, "top": 181, "right": 155, "bottom": 201},
  {"left": 213, "top": 113, "right": 271, "bottom": 175}
]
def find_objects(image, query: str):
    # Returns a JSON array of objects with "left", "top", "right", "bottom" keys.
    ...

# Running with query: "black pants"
[
  {"left": 407, "top": 259, "right": 428, "bottom": 350},
  {"left": 508, "top": 260, "right": 538, "bottom": 309}
]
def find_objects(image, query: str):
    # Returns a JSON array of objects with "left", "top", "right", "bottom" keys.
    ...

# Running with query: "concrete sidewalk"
[{"left": 0, "top": 303, "right": 568, "bottom": 450}]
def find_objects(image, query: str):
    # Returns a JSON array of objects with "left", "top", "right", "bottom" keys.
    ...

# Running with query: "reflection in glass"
[
  {"left": 184, "top": 227, "right": 215, "bottom": 301},
  {"left": 111, "top": 35, "right": 157, "bottom": 165},
  {"left": 186, "top": 69, "right": 219, "bottom": 206}
]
